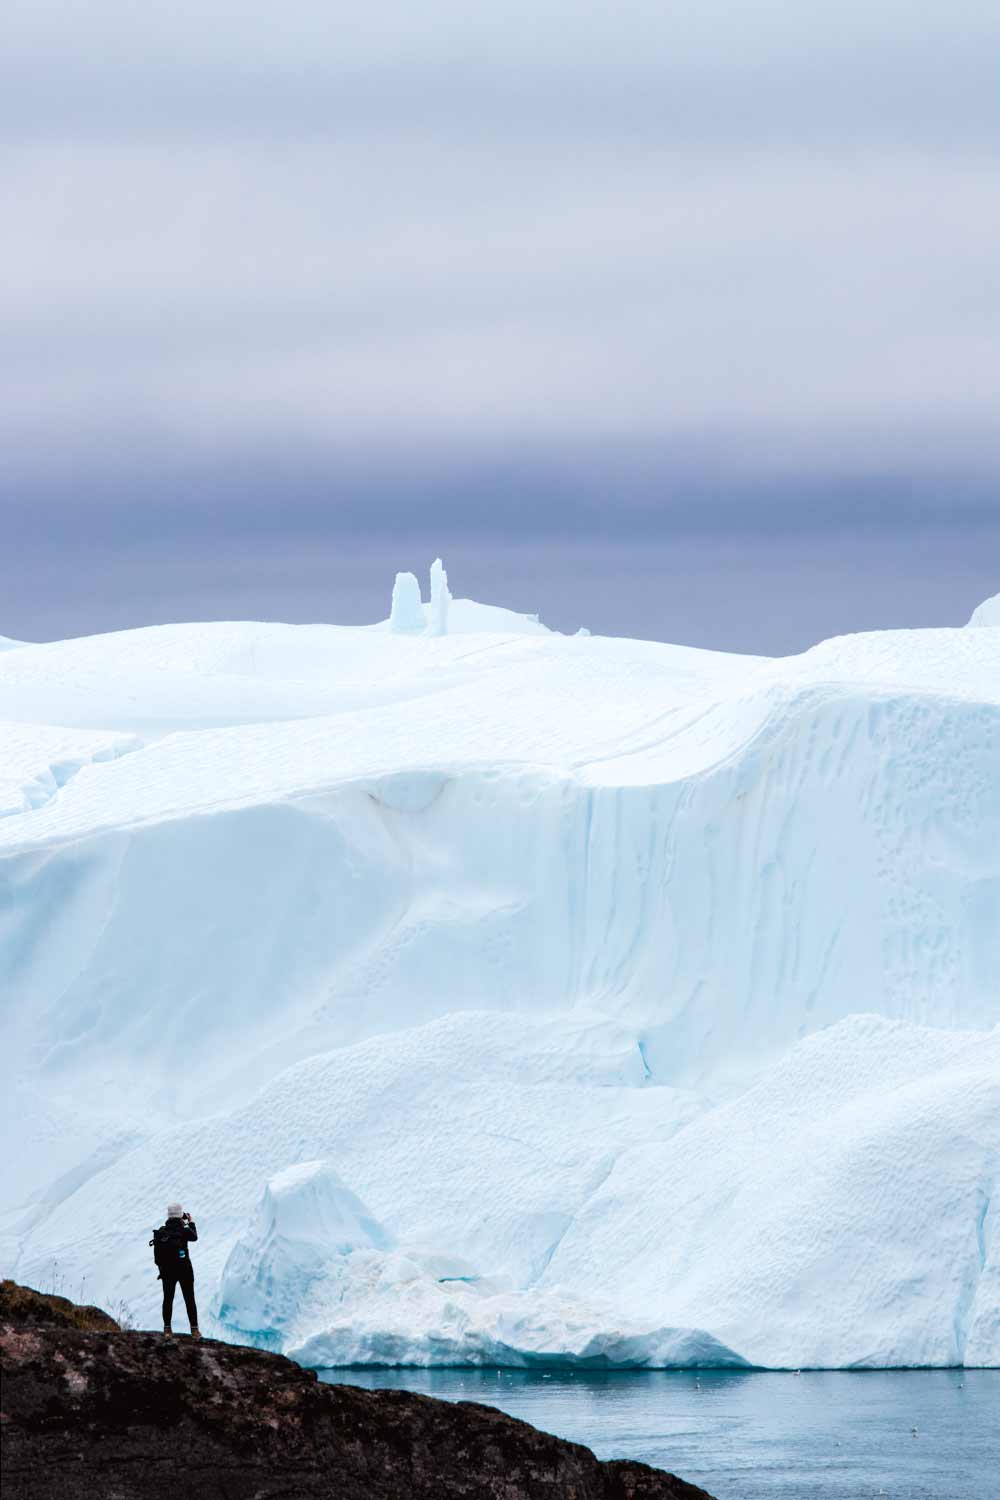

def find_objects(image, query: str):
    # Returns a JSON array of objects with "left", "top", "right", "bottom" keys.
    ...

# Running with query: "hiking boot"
[
  {"left": 163, "top": 1325, "right": 173, "bottom": 1337},
  {"left": 190, "top": 1328, "right": 202, "bottom": 1340}
]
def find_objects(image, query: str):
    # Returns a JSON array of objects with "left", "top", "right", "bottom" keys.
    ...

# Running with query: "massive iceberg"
[{"left": 0, "top": 568, "right": 997, "bottom": 1369}]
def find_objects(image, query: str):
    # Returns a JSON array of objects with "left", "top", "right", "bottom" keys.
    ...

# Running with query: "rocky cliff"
[{"left": 1, "top": 1284, "right": 714, "bottom": 1500}]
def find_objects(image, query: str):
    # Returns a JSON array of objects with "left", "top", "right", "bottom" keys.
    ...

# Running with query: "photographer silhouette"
[{"left": 150, "top": 1203, "right": 200, "bottom": 1338}]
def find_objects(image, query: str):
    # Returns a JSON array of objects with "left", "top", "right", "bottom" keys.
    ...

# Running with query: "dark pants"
[{"left": 162, "top": 1265, "right": 198, "bottom": 1331}]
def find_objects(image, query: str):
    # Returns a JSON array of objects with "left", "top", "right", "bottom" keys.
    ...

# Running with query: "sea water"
[{"left": 319, "top": 1367, "right": 999, "bottom": 1499}]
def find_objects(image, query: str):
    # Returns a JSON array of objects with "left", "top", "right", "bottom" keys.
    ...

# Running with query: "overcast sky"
[{"left": 3, "top": 1, "right": 998, "bottom": 652}]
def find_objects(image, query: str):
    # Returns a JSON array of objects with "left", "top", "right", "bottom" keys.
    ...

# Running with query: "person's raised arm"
[{"left": 182, "top": 1213, "right": 198, "bottom": 1242}]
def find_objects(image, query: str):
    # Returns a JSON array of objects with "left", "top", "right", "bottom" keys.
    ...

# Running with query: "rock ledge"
[{"left": 1, "top": 1283, "right": 714, "bottom": 1499}]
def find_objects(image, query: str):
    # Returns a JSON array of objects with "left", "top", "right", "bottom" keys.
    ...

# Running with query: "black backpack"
[{"left": 150, "top": 1222, "right": 190, "bottom": 1272}]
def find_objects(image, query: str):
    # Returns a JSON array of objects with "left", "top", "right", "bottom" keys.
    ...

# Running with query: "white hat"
[{"left": 167, "top": 1202, "right": 184, "bottom": 1218}]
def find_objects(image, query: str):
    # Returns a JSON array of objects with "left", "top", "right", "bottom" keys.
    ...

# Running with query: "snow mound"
[
  {"left": 216, "top": 1161, "right": 390, "bottom": 1341},
  {"left": 383, "top": 593, "right": 549, "bottom": 638},
  {"left": 542, "top": 1015, "right": 1000, "bottom": 1369},
  {"left": 287, "top": 1278, "right": 744, "bottom": 1371},
  {"left": 216, "top": 1157, "right": 741, "bottom": 1369},
  {"left": 968, "top": 591, "right": 1000, "bottom": 627},
  {"left": 437, "top": 598, "right": 549, "bottom": 635},
  {"left": 1, "top": 572, "right": 998, "bottom": 1368}
]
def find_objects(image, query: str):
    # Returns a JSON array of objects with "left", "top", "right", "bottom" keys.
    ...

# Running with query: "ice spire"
[
  {"left": 389, "top": 571, "right": 425, "bottom": 633},
  {"left": 427, "top": 558, "right": 451, "bottom": 637}
]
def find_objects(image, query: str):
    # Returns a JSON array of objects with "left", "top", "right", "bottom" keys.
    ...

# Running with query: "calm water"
[{"left": 319, "top": 1367, "right": 999, "bottom": 1500}]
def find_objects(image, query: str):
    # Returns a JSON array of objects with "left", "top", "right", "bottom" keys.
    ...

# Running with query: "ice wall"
[{"left": 3, "top": 680, "right": 995, "bottom": 1118}]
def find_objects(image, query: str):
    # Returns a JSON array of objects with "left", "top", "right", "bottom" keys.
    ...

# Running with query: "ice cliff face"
[{"left": 0, "top": 573, "right": 997, "bottom": 1368}]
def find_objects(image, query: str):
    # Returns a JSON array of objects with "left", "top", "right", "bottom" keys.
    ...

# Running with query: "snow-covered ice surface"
[
  {"left": 1, "top": 574, "right": 998, "bottom": 1369},
  {"left": 969, "top": 592, "right": 1000, "bottom": 628}
]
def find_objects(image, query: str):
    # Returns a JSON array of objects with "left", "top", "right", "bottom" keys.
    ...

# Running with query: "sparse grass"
[
  {"left": 0, "top": 1279, "right": 120, "bottom": 1332},
  {"left": 44, "top": 1259, "right": 66, "bottom": 1299},
  {"left": 12, "top": 1265, "right": 132, "bottom": 1331},
  {"left": 112, "top": 1299, "right": 137, "bottom": 1331}
]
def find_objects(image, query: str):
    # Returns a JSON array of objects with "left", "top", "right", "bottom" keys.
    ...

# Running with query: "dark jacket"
[{"left": 152, "top": 1216, "right": 198, "bottom": 1276}]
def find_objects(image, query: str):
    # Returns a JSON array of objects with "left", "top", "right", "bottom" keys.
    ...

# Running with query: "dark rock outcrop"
[
  {"left": 0, "top": 1279, "right": 120, "bottom": 1333},
  {"left": 1, "top": 1285, "right": 715, "bottom": 1500}
]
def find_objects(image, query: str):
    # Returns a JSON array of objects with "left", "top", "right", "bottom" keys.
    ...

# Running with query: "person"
[{"left": 151, "top": 1202, "right": 200, "bottom": 1338}]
